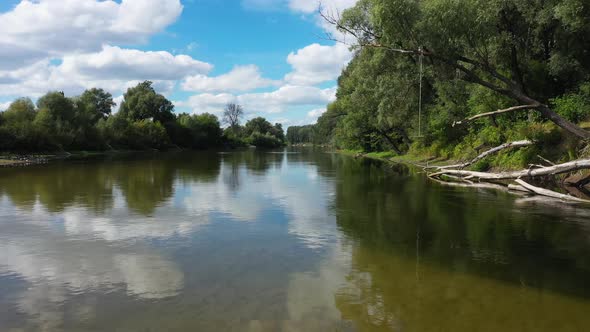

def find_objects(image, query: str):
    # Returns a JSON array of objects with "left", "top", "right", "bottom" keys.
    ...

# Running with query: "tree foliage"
[{"left": 309, "top": 0, "right": 590, "bottom": 162}]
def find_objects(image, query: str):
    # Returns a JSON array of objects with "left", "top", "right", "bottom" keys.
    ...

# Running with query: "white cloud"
[
  {"left": 182, "top": 65, "right": 278, "bottom": 93},
  {"left": 285, "top": 43, "right": 352, "bottom": 85},
  {"left": 288, "top": 0, "right": 359, "bottom": 40},
  {"left": 239, "top": 85, "right": 336, "bottom": 112},
  {"left": 307, "top": 108, "right": 326, "bottom": 118},
  {"left": 0, "top": 1, "right": 204, "bottom": 98},
  {"left": 61, "top": 45, "right": 212, "bottom": 81},
  {"left": 0, "top": 101, "right": 11, "bottom": 111},
  {"left": 0, "top": 0, "right": 183, "bottom": 69},
  {"left": 0, "top": 46, "right": 211, "bottom": 97},
  {"left": 176, "top": 93, "right": 236, "bottom": 114},
  {"left": 180, "top": 85, "right": 336, "bottom": 115}
]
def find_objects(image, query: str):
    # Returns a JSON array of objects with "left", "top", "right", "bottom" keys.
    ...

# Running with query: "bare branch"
[
  {"left": 537, "top": 155, "right": 556, "bottom": 166},
  {"left": 453, "top": 105, "right": 540, "bottom": 126},
  {"left": 431, "top": 140, "right": 535, "bottom": 170}
]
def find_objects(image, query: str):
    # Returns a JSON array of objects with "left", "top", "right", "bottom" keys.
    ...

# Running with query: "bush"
[
  {"left": 552, "top": 83, "right": 590, "bottom": 123},
  {"left": 247, "top": 132, "right": 284, "bottom": 148}
]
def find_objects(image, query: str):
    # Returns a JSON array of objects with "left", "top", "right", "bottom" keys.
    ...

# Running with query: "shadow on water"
[
  {"left": 332, "top": 156, "right": 590, "bottom": 297},
  {"left": 328, "top": 156, "right": 590, "bottom": 331}
]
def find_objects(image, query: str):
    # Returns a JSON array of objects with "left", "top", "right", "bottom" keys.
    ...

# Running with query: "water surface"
[{"left": 1, "top": 149, "right": 589, "bottom": 331}]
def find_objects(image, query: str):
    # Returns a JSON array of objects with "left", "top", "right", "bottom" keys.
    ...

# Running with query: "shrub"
[{"left": 247, "top": 132, "right": 284, "bottom": 148}]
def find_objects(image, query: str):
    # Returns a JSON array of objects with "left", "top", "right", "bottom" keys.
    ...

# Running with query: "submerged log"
[
  {"left": 507, "top": 183, "right": 532, "bottom": 193},
  {"left": 514, "top": 179, "right": 590, "bottom": 204}
]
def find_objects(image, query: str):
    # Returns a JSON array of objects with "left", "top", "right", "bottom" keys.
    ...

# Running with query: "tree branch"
[
  {"left": 453, "top": 105, "right": 541, "bottom": 126},
  {"left": 431, "top": 140, "right": 535, "bottom": 170}
]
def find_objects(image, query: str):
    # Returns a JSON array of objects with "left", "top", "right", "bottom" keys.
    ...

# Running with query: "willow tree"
[{"left": 325, "top": 0, "right": 590, "bottom": 139}]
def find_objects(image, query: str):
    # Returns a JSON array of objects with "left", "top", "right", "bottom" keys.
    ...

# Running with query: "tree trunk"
[
  {"left": 378, "top": 130, "right": 402, "bottom": 154},
  {"left": 512, "top": 93, "right": 590, "bottom": 140},
  {"left": 536, "top": 105, "right": 590, "bottom": 139}
]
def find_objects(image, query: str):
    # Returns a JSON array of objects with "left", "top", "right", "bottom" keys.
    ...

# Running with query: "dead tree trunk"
[
  {"left": 430, "top": 159, "right": 590, "bottom": 181},
  {"left": 514, "top": 179, "right": 590, "bottom": 204}
]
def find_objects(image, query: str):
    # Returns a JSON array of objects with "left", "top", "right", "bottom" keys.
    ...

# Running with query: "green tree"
[
  {"left": 331, "top": 0, "right": 590, "bottom": 139},
  {"left": 37, "top": 91, "right": 75, "bottom": 123},
  {"left": 76, "top": 88, "right": 116, "bottom": 124},
  {"left": 244, "top": 117, "right": 274, "bottom": 137},
  {"left": 119, "top": 81, "right": 175, "bottom": 124},
  {"left": 177, "top": 113, "right": 223, "bottom": 148}
]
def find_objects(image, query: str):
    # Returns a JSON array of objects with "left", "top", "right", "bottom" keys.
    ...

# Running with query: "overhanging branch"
[{"left": 453, "top": 104, "right": 541, "bottom": 126}]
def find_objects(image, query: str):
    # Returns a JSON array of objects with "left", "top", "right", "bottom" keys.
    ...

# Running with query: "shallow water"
[{"left": 0, "top": 149, "right": 589, "bottom": 331}]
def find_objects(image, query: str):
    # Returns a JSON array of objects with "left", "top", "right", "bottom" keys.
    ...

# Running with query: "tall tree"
[
  {"left": 223, "top": 103, "right": 244, "bottom": 130},
  {"left": 119, "top": 81, "right": 175, "bottom": 123},
  {"left": 37, "top": 91, "right": 75, "bottom": 123},
  {"left": 77, "top": 88, "right": 116, "bottom": 124}
]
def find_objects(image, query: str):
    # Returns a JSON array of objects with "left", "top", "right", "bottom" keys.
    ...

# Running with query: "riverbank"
[
  {"left": 338, "top": 148, "right": 590, "bottom": 203},
  {"left": 338, "top": 149, "right": 457, "bottom": 168},
  {"left": 0, "top": 150, "right": 160, "bottom": 168}
]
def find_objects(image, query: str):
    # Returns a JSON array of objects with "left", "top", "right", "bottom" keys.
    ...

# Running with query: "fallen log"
[
  {"left": 429, "top": 159, "right": 590, "bottom": 181},
  {"left": 514, "top": 179, "right": 590, "bottom": 204},
  {"left": 433, "top": 140, "right": 534, "bottom": 170},
  {"left": 430, "top": 177, "right": 522, "bottom": 193},
  {"left": 507, "top": 184, "right": 532, "bottom": 193}
]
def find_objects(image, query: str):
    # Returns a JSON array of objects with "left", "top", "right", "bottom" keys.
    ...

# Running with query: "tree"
[
  {"left": 119, "top": 81, "right": 175, "bottom": 123},
  {"left": 223, "top": 103, "right": 244, "bottom": 129},
  {"left": 244, "top": 117, "right": 273, "bottom": 137},
  {"left": 271, "top": 123, "right": 285, "bottom": 142},
  {"left": 77, "top": 88, "right": 116, "bottom": 124},
  {"left": 327, "top": 0, "right": 590, "bottom": 139},
  {"left": 3, "top": 98, "right": 36, "bottom": 124},
  {"left": 37, "top": 91, "right": 75, "bottom": 123},
  {"left": 177, "top": 112, "right": 223, "bottom": 148}
]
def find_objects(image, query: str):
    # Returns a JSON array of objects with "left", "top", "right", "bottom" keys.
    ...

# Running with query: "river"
[{"left": 0, "top": 149, "right": 589, "bottom": 331}]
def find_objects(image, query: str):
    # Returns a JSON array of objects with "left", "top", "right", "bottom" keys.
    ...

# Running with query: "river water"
[{"left": 0, "top": 149, "right": 589, "bottom": 331}]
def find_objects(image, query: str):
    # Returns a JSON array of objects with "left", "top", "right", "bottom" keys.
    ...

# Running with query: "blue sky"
[{"left": 0, "top": 0, "right": 357, "bottom": 127}]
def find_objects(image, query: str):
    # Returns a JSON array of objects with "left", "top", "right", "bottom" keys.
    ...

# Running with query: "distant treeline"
[
  {"left": 286, "top": 125, "right": 317, "bottom": 145},
  {"left": 0, "top": 81, "right": 285, "bottom": 152}
]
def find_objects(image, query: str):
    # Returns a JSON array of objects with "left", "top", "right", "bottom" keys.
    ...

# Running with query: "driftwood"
[
  {"left": 514, "top": 179, "right": 590, "bottom": 204},
  {"left": 427, "top": 151, "right": 590, "bottom": 204},
  {"left": 537, "top": 155, "right": 555, "bottom": 166},
  {"left": 430, "top": 159, "right": 590, "bottom": 181},
  {"left": 507, "top": 183, "right": 532, "bottom": 193},
  {"left": 430, "top": 176, "right": 521, "bottom": 193},
  {"left": 453, "top": 105, "right": 540, "bottom": 127},
  {"left": 432, "top": 140, "right": 534, "bottom": 170}
]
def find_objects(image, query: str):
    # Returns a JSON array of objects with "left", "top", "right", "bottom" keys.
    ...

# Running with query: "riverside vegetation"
[
  {"left": 287, "top": 0, "right": 590, "bottom": 202},
  {"left": 0, "top": 81, "right": 285, "bottom": 156}
]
